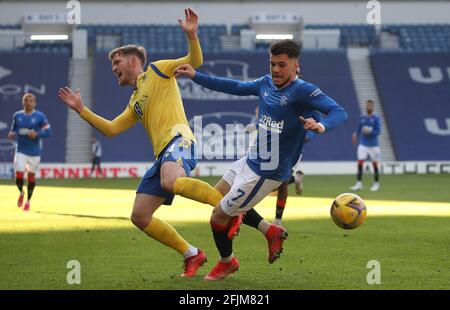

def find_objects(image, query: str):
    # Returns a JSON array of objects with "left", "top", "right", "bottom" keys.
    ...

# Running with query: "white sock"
[
  {"left": 273, "top": 218, "right": 282, "bottom": 227},
  {"left": 221, "top": 254, "right": 234, "bottom": 263},
  {"left": 258, "top": 220, "right": 271, "bottom": 235},
  {"left": 182, "top": 245, "right": 198, "bottom": 259}
]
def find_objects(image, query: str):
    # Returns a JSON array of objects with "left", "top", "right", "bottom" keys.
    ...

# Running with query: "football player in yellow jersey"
[{"left": 58, "top": 8, "right": 233, "bottom": 277}]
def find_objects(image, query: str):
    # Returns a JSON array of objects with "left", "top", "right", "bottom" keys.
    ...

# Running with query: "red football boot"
[
  {"left": 180, "top": 249, "right": 207, "bottom": 277},
  {"left": 204, "top": 257, "right": 240, "bottom": 281},
  {"left": 23, "top": 200, "right": 30, "bottom": 212},
  {"left": 17, "top": 191, "right": 25, "bottom": 207},
  {"left": 265, "top": 225, "right": 288, "bottom": 264}
]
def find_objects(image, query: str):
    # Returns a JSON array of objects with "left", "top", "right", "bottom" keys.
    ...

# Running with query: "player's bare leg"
[
  {"left": 214, "top": 178, "right": 244, "bottom": 240},
  {"left": 205, "top": 205, "right": 240, "bottom": 281},
  {"left": 214, "top": 178, "right": 230, "bottom": 200},
  {"left": 160, "top": 161, "right": 187, "bottom": 194},
  {"left": 131, "top": 193, "right": 206, "bottom": 277},
  {"left": 172, "top": 172, "right": 243, "bottom": 240},
  {"left": 216, "top": 176, "right": 289, "bottom": 261}
]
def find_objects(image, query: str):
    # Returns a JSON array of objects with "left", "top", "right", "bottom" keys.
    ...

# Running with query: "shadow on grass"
[
  {"left": 33, "top": 210, "right": 129, "bottom": 221},
  {"left": 0, "top": 216, "right": 449, "bottom": 290}
]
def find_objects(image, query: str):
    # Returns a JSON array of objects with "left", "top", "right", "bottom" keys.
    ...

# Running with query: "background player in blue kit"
[
  {"left": 350, "top": 99, "right": 381, "bottom": 192},
  {"left": 175, "top": 39, "right": 348, "bottom": 280},
  {"left": 7, "top": 93, "right": 52, "bottom": 211}
]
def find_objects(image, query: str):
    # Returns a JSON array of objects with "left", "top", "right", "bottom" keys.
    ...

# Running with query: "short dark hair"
[
  {"left": 108, "top": 45, "right": 147, "bottom": 68},
  {"left": 269, "top": 39, "right": 300, "bottom": 59},
  {"left": 367, "top": 99, "right": 375, "bottom": 104}
]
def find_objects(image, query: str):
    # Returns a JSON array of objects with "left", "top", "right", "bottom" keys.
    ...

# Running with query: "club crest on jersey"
[
  {"left": 133, "top": 102, "right": 143, "bottom": 119},
  {"left": 31, "top": 118, "right": 36, "bottom": 124},
  {"left": 280, "top": 95, "right": 289, "bottom": 106}
]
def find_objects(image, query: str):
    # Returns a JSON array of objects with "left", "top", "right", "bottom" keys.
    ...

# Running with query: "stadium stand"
[
  {"left": 0, "top": 24, "right": 71, "bottom": 54},
  {"left": 0, "top": 52, "right": 70, "bottom": 163},
  {"left": 383, "top": 24, "right": 450, "bottom": 52},
  {"left": 305, "top": 24, "right": 378, "bottom": 48},
  {"left": 231, "top": 24, "right": 378, "bottom": 48},
  {"left": 371, "top": 50, "right": 450, "bottom": 160},
  {"left": 79, "top": 24, "right": 227, "bottom": 53},
  {"left": 2, "top": 22, "right": 450, "bottom": 163}
]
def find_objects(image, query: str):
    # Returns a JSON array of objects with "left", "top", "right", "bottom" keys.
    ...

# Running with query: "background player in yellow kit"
[{"left": 58, "top": 8, "right": 227, "bottom": 277}]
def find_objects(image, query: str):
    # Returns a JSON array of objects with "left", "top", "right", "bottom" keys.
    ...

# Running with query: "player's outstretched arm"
[
  {"left": 178, "top": 8, "right": 202, "bottom": 68},
  {"left": 153, "top": 9, "right": 202, "bottom": 77},
  {"left": 58, "top": 86, "right": 85, "bottom": 113},
  {"left": 174, "top": 64, "right": 196, "bottom": 79},
  {"left": 58, "top": 86, "right": 138, "bottom": 137},
  {"left": 178, "top": 8, "right": 198, "bottom": 40},
  {"left": 174, "top": 64, "right": 260, "bottom": 96}
]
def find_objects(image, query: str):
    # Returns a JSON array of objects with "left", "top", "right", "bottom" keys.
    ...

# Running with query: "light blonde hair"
[
  {"left": 22, "top": 93, "right": 36, "bottom": 102},
  {"left": 108, "top": 45, "right": 147, "bottom": 68}
]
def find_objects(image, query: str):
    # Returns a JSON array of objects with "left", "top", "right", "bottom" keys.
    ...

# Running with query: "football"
[{"left": 330, "top": 193, "right": 367, "bottom": 229}]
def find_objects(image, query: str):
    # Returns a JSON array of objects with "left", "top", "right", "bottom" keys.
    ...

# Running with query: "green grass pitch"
[{"left": 0, "top": 174, "right": 449, "bottom": 290}]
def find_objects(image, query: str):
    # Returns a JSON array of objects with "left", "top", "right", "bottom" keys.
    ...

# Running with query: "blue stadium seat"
[
  {"left": 80, "top": 23, "right": 450, "bottom": 53},
  {"left": 384, "top": 24, "right": 450, "bottom": 52}
]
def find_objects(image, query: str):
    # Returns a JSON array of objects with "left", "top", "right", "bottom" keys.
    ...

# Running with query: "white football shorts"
[
  {"left": 221, "top": 157, "right": 282, "bottom": 216},
  {"left": 357, "top": 145, "right": 381, "bottom": 162},
  {"left": 14, "top": 152, "right": 41, "bottom": 173}
]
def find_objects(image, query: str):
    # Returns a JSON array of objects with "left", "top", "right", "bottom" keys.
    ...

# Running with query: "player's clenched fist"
[
  {"left": 299, "top": 116, "right": 325, "bottom": 133},
  {"left": 174, "top": 64, "right": 196, "bottom": 78}
]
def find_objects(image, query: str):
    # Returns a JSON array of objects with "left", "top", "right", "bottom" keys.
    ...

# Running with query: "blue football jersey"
[
  {"left": 192, "top": 73, "right": 348, "bottom": 181},
  {"left": 304, "top": 110, "right": 323, "bottom": 143},
  {"left": 10, "top": 110, "right": 52, "bottom": 156},
  {"left": 356, "top": 114, "right": 380, "bottom": 147}
]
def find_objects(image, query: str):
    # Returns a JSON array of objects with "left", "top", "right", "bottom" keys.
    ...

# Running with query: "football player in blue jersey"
[
  {"left": 175, "top": 39, "right": 348, "bottom": 280},
  {"left": 246, "top": 107, "right": 322, "bottom": 227},
  {"left": 350, "top": 99, "right": 381, "bottom": 192},
  {"left": 272, "top": 112, "right": 321, "bottom": 227},
  {"left": 7, "top": 93, "right": 52, "bottom": 211}
]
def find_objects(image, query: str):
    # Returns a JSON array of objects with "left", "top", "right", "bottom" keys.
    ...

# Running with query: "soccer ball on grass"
[{"left": 330, "top": 193, "right": 367, "bottom": 230}]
